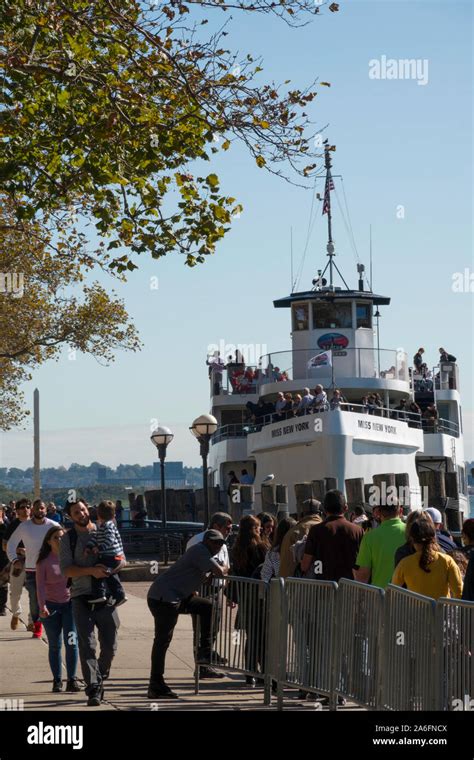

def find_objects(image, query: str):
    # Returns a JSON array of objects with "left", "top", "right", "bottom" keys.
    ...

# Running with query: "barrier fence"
[
  {"left": 194, "top": 577, "right": 270, "bottom": 699},
  {"left": 333, "top": 579, "right": 384, "bottom": 710},
  {"left": 436, "top": 598, "right": 474, "bottom": 712},
  {"left": 382, "top": 585, "right": 438, "bottom": 711},
  {"left": 275, "top": 578, "right": 338, "bottom": 709},
  {"left": 194, "top": 575, "right": 474, "bottom": 711}
]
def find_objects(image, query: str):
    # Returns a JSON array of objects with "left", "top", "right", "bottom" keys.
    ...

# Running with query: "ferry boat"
[{"left": 207, "top": 144, "right": 469, "bottom": 527}]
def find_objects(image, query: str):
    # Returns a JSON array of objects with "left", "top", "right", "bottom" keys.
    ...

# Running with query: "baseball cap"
[
  {"left": 425, "top": 507, "right": 442, "bottom": 524},
  {"left": 203, "top": 529, "right": 225, "bottom": 543}
]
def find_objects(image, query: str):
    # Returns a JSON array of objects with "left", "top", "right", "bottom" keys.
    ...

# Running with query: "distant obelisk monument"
[{"left": 33, "top": 388, "right": 40, "bottom": 499}]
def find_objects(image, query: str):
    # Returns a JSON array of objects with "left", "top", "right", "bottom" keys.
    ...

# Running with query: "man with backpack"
[
  {"left": 59, "top": 499, "right": 125, "bottom": 707},
  {"left": 300, "top": 491, "right": 363, "bottom": 706},
  {"left": 278, "top": 499, "right": 322, "bottom": 578},
  {"left": 301, "top": 490, "right": 363, "bottom": 581},
  {"left": 7, "top": 499, "right": 56, "bottom": 638}
]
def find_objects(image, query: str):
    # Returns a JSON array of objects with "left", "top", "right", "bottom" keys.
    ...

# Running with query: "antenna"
[
  {"left": 369, "top": 225, "right": 373, "bottom": 291},
  {"left": 317, "top": 142, "right": 350, "bottom": 290},
  {"left": 290, "top": 226, "right": 294, "bottom": 293},
  {"left": 323, "top": 143, "right": 335, "bottom": 287}
]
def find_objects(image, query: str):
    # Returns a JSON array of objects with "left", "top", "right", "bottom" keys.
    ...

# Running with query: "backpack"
[
  {"left": 290, "top": 535, "right": 308, "bottom": 577},
  {"left": 65, "top": 528, "right": 78, "bottom": 588}
]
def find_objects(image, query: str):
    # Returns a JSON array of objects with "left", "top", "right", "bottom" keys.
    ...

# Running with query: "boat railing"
[
  {"left": 412, "top": 363, "right": 459, "bottom": 393},
  {"left": 211, "top": 404, "right": 424, "bottom": 443},
  {"left": 434, "top": 362, "right": 460, "bottom": 391},
  {"left": 211, "top": 410, "right": 459, "bottom": 442},
  {"left": 421, "top": 417, "right": 459, "bottom": 437},
  {"left": 257, "top": 347, "right": 409, "bottom": 384},
  {"left": 208, "top": 364, "right": 260, "bottom": 397},
  {"left": 211, "top": 423, "right": 254, "bottom": 444}
]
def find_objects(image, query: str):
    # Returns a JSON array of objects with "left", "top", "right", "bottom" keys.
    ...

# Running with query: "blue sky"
[{"left": 1, "top": 0, "right": 472, "bottom": 470}]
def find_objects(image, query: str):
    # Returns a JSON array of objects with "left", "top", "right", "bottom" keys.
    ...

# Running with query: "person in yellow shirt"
[{"left": 392, "top": 517, "right": 463, "bottom": 600}]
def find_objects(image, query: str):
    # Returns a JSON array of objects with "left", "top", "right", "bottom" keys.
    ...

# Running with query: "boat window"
[
  {"left": 292, "top": 303, "right": 309, "bottom": 331},
  {"left": 312, "top": 301, "right": 352, "bottom": 329},
  {"left": 356, "top": 304, "right": 372, "bottom": 328}
]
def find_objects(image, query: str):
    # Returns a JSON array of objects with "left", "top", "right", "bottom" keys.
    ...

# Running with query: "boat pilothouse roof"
[
  {"left": 273, "top": 289, "right": 391, "bottom": 308},
  {"left": 207, "top": 142, "right": 468, "bottom": 520}
]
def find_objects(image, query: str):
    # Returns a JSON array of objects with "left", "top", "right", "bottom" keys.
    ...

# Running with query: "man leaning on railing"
[{"left": 146, "top": 529, "right": 229, "bottom": 700}]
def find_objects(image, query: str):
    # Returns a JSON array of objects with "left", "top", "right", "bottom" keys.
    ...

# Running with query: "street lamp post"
[
  {"left": 190, "top": 414, "right": 218, "bottom": 528},
  {"left": 150, "top": 425, "right": 174, "bottom": 565}
]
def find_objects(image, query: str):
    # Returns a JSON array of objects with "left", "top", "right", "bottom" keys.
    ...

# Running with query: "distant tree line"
[{"left": 0, "top": 463, "right": 203, "bottom": 492}]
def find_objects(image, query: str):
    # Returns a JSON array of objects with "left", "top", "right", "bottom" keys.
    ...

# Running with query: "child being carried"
[{"left": 84, "top": 500, "right": 127, "bottom": 607}]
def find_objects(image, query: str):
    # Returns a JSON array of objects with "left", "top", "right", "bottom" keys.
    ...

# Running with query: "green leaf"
[
  {"left": 211, "top": 204, "right": 228, "bottom": 222},
  {"left": 57, "top": 90, "right": 70, "bottom": 109},
  {"left": 205, "top": 173, "right": 219, "bottom": 188}
]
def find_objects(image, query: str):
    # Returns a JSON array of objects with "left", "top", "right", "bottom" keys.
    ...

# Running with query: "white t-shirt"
[
  {"left": 186, "top": 531, "right": 229, "bottom": 567},
  {"left": 7, "top": 518, "right": 57, "bottom": 570}
]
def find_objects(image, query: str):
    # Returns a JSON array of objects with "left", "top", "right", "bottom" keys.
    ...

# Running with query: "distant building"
[
  {"left": 153, "top": 461, "right": 186, "bottom": 488},
  {"left": 98, "top": 467, "right": 108, "bottom": 483}
]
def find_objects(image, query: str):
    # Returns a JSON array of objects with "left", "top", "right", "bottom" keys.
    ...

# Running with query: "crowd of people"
[
  {"left": 412, "top": 347, "right": 457, "bottom": 392},
  {"left": 145, "top": 494, "right": 474, "bottom": 699},
  {"left": 0, "top": 498, "right": 127, "bottom": 705},
  {"left": 206, "top": 346, "right": 458, "bottom": 399},
  {"left": 2, "top": 491, "right": 472, "bottom": 705},
  {"left": 207, "top": 351, "right": 290, "bottom": 396},
  {"left": 244, "top": 387, "right": 439, "bottom": 430}
]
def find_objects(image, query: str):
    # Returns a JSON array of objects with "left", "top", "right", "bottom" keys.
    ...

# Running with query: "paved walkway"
[{"left": 0, "top": 582, "right": 359, "bottom": 712}]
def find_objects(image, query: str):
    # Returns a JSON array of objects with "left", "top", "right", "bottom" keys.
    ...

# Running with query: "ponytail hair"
[{"left": 408, "top": 517, "right": 439, "bottom": 573}]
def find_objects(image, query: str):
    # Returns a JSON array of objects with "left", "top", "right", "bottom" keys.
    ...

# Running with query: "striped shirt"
[
  {"left": 261, "top": 548, "right": 280, "bottom": 583},
  {"left": 86, "top": 520, "right": 124, "bottom": 557}
]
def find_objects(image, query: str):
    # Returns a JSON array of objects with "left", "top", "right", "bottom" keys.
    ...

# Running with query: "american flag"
[{"left": 322, "top": 173, "right": 335, "bottom": 215}]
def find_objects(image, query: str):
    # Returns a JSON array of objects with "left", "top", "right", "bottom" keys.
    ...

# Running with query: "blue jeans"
[
  {"left": 25, "top": 571, "right": 40, "bottom": 623},
  {"left": 40, "top": 601, "right": 78, "bottom": 680}
]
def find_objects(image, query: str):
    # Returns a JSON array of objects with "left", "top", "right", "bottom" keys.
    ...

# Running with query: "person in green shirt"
[{"left": 353, "top": 501, "right": 406, "bottom": 588}]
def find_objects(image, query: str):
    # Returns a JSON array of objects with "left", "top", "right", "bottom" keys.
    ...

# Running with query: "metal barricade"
[
  {"left": 272, "top": 578, "right": 338, "bottom": 710},
  {"left": 266, "top": 578, "right": 284, "bottom": 703},
  {"left": 382, "top": 585, "right": 438, "bottom": 710},
  {"left": 194, "top": 576, "right": 269, "bottom": 696},
  {"left": 436, "top": 597, "right": 474, "bottom": 711},
  {"left": 333, "top": 579, "right": 385, "bottom": 709},
  {"left": 192, "top": 576, "right": 474, "bottom": 710}
]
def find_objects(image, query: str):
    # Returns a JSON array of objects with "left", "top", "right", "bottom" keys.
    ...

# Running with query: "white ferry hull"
[{"left": 246, "top": 411, "right": 424, "bottom": 513}]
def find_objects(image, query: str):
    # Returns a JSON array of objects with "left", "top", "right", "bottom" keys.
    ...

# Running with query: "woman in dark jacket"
[{"left": 231, "top": 515, "right": 268, "bottom": 684}]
